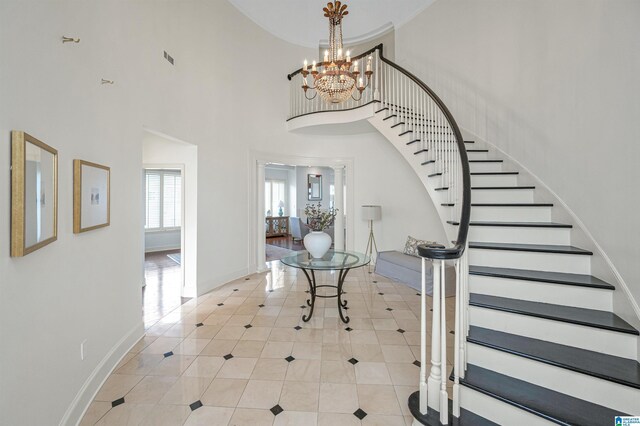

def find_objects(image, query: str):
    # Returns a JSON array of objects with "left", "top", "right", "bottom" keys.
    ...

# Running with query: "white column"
[
  {"left": 256, "top": 161, "right": 267, "bottom": 272},
  {"left": 332, "top": 166, "right": 345, "bottom": 250},
  {"left": 428, "top": 259, "right": 442, "bottom": 411}
]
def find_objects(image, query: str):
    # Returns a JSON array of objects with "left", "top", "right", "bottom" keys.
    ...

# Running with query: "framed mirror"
[
  {"left": 308, "top": 174, "right": 322, "bottom": 201},
  {"left": 11, "top": 131, "right": 58, "bottom": 257}
]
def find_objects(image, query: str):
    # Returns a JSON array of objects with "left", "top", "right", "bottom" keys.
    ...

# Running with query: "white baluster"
[
  {"left": 453, "top": 257, "right": 461, "bottom": 417},
  {"left": 439, "top": 259, "right": 448, "bottom": 425}
]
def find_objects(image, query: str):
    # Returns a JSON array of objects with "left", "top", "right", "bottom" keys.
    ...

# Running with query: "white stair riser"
[
  {"left": 466, "top": 151, "right": 490, "bottom": 160},
  {"left": 467, "top": 343, "right": 640, "bottom": 414},
  {"left": 469, "top": 206, "right": 552, "bottom": 222},
  {"left": 469, "top": 306, "right": 638, "bottom": 359},
  {"left": 459, "top": 386, "right": 554, "bottom": 425},
  {"left": 471, "top": 189, "right": 533, "bottom": 203},
  {"left": 471, "top": 174, "right": 519, "bottom": 186},
  {"left": 469, "top": 249, "right": 591, "bottom": 274},
  {"left": 462, "top": 225, "right": 570, "bottom": 245},
  {"left": 469, "top": 162, "right": 504, "bottom": 173},
  {"left": 469, "top": 275, "right": 613, "bottom": 311}
]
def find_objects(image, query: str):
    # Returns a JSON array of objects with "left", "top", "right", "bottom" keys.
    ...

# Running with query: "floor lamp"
[{"left": 362, "top": 205, "right": 382, "bottom": 272}]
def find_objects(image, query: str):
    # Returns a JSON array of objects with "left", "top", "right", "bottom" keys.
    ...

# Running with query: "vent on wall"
[{"left": 163, "top": 50, "right": 174, "bottom": 65}]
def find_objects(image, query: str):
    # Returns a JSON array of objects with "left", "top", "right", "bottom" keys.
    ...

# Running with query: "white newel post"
[
  {"left": 333, "top": 166, "right": 345, "bottom": 250},
  {"left": 256, "top": 161, "right": 267, "bottom": 272},
  {"left": 427, "top": 259, "right": 442, "bottom": 412}
]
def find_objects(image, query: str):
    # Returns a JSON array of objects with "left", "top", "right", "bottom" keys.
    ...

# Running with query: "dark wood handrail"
[{"left": 286, "top": 44, "right": 471, "bottom": 260}]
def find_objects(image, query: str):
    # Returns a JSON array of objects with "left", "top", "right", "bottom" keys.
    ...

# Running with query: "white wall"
[
  {"left": 0, "top": 1, "right": 445, "bottom": 424},
  {"left": 396, "top": 0, "right": 640, "bottom": 324},
  {"left": 142, "top": 132, "right": 197, "bottom": 297}
]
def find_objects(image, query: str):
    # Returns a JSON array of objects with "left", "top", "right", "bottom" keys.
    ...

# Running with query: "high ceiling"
[{"left": 228, "top": 0, "right": 435, "bottom": 48}]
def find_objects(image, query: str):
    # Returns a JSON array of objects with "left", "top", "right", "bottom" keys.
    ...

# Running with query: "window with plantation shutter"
[{"left": 145, "top": 169, "right": 181, "bottom": 230}]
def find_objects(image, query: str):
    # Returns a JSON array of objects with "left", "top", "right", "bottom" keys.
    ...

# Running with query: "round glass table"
[{"left": 280, "top": 250, "right": 370, "bottom": 323}]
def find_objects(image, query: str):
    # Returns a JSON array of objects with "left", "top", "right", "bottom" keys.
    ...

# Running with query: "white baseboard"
[
  {"left": 59, "top": 322, "right": 144, "bottom": 426},
  {"left": 144, "top": 246, "right": 180, "bottom": 253}
]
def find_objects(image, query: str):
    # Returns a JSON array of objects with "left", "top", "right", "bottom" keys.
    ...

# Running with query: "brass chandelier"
[{"left": 301, "top": 1, "right": 373, "bottom": 104}]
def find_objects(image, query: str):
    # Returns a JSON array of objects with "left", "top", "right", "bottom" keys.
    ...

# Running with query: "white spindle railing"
[{"left": 287, "top": 44, "right": 471, "bottom": 425}]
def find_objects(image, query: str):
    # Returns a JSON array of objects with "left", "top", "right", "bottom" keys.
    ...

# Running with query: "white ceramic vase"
[{"left": 304, "top": 231, "right": 332, "bottom": 259}]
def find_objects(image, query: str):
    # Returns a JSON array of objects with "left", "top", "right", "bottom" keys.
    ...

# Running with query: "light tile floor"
[{"left": 81, "top": 260, "right": 456, "bottom": 425}]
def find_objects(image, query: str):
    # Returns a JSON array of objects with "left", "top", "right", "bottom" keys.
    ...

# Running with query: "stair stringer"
[
  {"left": 367, "top": 112, "right": 460, "bottom": 246},
  {"left": 458, "top": 127, "right": 640, "bottom": 352}
]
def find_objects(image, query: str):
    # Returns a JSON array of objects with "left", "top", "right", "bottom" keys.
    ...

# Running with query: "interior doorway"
[
  {"left": 250, "top": 154, "right": 354, "bottom": 273},
  {"left": 142, "top": 130, "right": 198, "bottom": 328}
]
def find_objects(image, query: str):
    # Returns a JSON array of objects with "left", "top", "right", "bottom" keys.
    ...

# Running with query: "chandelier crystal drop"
[{"left": 300, "top": 1, "right": 373, "bottom": 104}]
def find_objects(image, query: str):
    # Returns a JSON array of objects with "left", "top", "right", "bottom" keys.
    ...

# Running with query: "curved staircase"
[{"left": 288, "top": 44, "right": 640, "bottom": 425}]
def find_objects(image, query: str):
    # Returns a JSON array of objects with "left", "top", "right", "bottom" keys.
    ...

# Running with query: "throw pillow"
[{"left": 403, "top": 235, "right": 438, "bottom": 257}]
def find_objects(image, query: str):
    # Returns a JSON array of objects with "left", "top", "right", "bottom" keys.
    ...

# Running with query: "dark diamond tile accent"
[
  {"left": 397, "top": 328, "right": 406, "bottom": 334},
  {"left": 344, "top": 306, "right": 349, "bottom": 310},
  {"left": 373, "top": 280, "right": 378, "bottom": 283},
  {"left": 233, "top": 289, "right": 239, "bottom": 291},
  {"left": 270, "top": 404, "right": 284, "bottom": 416},
  {"left": 163, "top": 351, "right": 174, "bottom": 358},
  {"left": 305, "top": 290, "right": 310, "bottom": 293},
  {"left": 413, "top": 360, "right": 421, "bottom": 367},
  {"left": 386, "top": 308, "right": 393, "bottom": 311},
  {"left": 345, "top": 327, "right": 353, "bottom": 332},
  {"left": 300, "top": 305, "right": 306, "bottom": 309},
  {"left": 378, "top": 292, "right": 384, "bottom": 295},
  {"left": 269, "top": 289, "right": 274, "bottom": 293},
  {"left": 245, "top": 277, "right": 250, "bottom": 280},
  {"left": 285, "top": 355, "right": 295, "bottom": 362},
  {"left": 111, "top": 397, "right": 125, "bottom": 408},
  {"left": 190, "top": 400, "right": 203, "bottom": 411},
  {"left": 348, "top": 357, "right": 358, "bottom": 365},
  {"left": 196, "top": 322, "right": 204, "bottom": 327},
  {"left": 217, "top": 303, "right": 224, "bottom": 306},
  {"left": 294, "top": 326, "right": 302, "bottom": 331},
  {"left": 353, "top": 408, "right": 367, "bottom": 420},
  {"left": 416, "top": 293, "right": 421, "bottom": 296},
  {"left": 244, "top": 324, "right": 253, "bottom": 329},
  {"left": 258, "top": 304, "right": 265, "bottom": 307},
  {"left": 223, "top": 353, "right": 234, "bottom": 360},
  {"left": 449, "top": 330, "right": 455, "bottom": 335},
  {"left": 430, "top": 309, "right": 433, "bottom": 312}
]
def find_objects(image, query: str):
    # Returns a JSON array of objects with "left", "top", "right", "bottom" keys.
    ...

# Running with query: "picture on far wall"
[
  {"left": 10, "top": 131, "right": 58, "bottom": 257},
  {"left": 308, "top": 174, "right": 322, "bottom": 201},
  {"left": 73, "top": 159, "right": 110, "bottom": 233}
]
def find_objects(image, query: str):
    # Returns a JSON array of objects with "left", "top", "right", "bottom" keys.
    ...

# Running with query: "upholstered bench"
[{"left": 375, "top": 250, "right": 456, "bottom": 297}]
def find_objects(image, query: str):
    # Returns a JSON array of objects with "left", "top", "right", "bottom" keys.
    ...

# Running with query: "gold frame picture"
[
  {"left": 73, "top": 160, "right": 111, "bottom": 233},
  {"left": 11, "top": 131, "right": 58, "bottom": 257}
]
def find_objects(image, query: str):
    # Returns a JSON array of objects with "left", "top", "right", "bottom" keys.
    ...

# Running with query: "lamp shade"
[{"left": 362, "top": 205, "right": 382, "bottom": 221}]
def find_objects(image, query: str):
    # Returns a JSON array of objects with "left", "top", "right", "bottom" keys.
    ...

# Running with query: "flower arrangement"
[{"left": 304, "top": 203, "right": 338, "bottom": 232}]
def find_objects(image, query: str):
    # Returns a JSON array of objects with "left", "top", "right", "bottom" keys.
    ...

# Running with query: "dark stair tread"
[
  {"left": 428, "top": 172, "right": 443, "bottom": 178},
  {"left": 469, "top": 159, "right": 503, "bottom": 163},
  {"left": 469, "top": 265, "right": 614, "bottom": 289},
  {"left": 383, "top": 114, "right": 397, "bottom": 121},
  {"left": 470, "top": 171, "right": 519, "bottom": 175},
  {"left": 406, "top": 139, "right": 421, "bottom": 145},
  {"left": 391, "top": 122, "right": 405, "bottom": 128},
  {"left": 441, "top": 203, "right": 553, "bottom": 207},
  {"left": 421, "top": 160, "right": 435, "bottom": 166},
  {"left": 374, "top": 107, "right": 389, "bottom": 113},
  {"left": 414, "top": 148, "right": 429, "bottom": 155},
  {"left": 399, "top": 130, "right": 413, "bottom": 136},
  {"left": 435, "top": 187, "right": 449, "bottom": 191},
  {"left": 464, "top": 140, "right": 475, "bottom": 143},
  {"left": 408, "top": 392, "right": 498, "bottom": 426},
  {"left": 448, "top": 221, "right": 571, "bottom": 228},
  {"left": 468, "top": 326, "right": 640, "bottom": 389},
  {"left": 469, "top": 294, "right": 639, "bottom": 335},
  {"left": 471, "top": 186, "right": 535, "bottom": 190},
  {"left": 467, "top": 149, "right": 489, "bottom": 153},
  {"left": 460, "top": 364, "right": 629, "bottom": 425},
  {"left": 469, "top": 241, "right": 593, "bottom": 255}
]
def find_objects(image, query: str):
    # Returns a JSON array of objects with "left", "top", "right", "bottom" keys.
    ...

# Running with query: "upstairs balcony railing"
[{"left": 287, "top": 44, "right": 471, "bottom": 425}]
